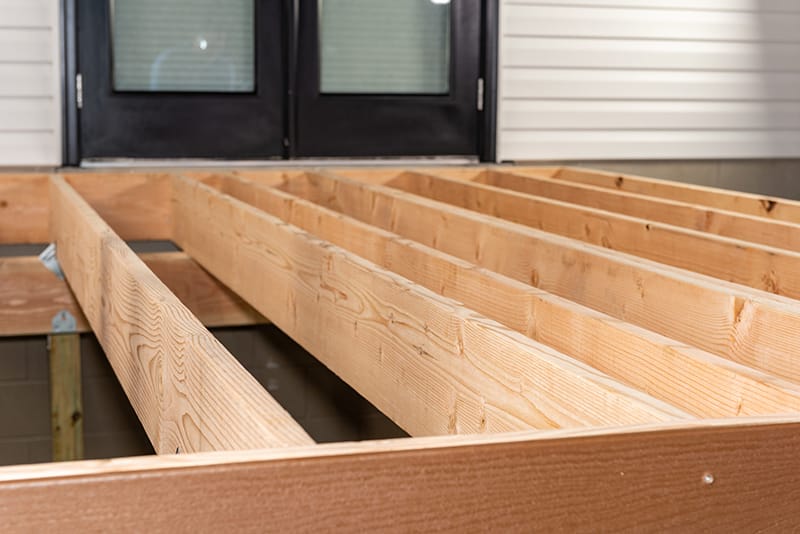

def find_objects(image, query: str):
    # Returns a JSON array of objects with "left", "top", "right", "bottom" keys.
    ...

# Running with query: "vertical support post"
[{"left": 48, "top": 333, "right": 83, "bottom": 462}]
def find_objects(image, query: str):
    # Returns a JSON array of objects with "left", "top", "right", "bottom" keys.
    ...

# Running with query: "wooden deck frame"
[
  {"left": 0, "top": 252, "right": 264, "bottom": 336},
  {"left": 257, "top": 169, "right": 800, "bottom": 384},
  {"left": 383, "top": 170, "right": 800, "bottom": 298},
  {"left": 48, "top": 175, "right": 312, "bottom": 453},
  {"left": 2, "top": 166, "right": 800, "bottom": 529}
]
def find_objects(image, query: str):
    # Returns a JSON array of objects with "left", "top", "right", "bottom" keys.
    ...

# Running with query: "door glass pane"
[
  {"left": 111, "top": 0, "right": 255, "bottom": 92},
  {"left": 319, "top": 0, "right": 451, "bottom": 94}
]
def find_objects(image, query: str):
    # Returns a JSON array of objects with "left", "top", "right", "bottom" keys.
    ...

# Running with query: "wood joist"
[
  {"left": 48, "top": 175, "right": 312, "bottom": 453},
  {"left": 3, "top": 166, "right": 800, "bottom": 529}
]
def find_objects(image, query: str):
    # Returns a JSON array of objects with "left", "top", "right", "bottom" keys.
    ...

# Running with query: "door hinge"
[
  {"left": 476, "top": 77, "right": 484, "bottom": 111},
  {"left": 75, "top": 73, "right": 83, "bottom": 110}
]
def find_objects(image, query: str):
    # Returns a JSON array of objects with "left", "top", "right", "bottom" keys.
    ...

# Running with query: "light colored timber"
[
  {"left": 524, "top": 165, "right": 800, "bottom": 224},
  {"left": 172, "top": 174, "right": 688, "bottom": 435},
  {"left": 385, "top": 170, "right": 800, "bottom": 299},
  {"left": 0, "top": 174, "right": 48, "bottom": 244},
  {"left": 48, "top": 333, "right": 83, "bottom": 462},
  {"left": 269, "top": 170, "right": 800, "bottom": 385},
  {"left": 143, "top": 252, "right": 266, "bottom": 328},
  {"left": 62, "top": 171, "right": 172, "bottom": 241},
  {"left": 213, "top": 173, "right": 800, "bottom": 418},
  {"left": 0, "top": 252, "right": 265, "bottom": 337},
  {"left": 468, "top": 169, "right": 800, "bottom": 254},
  {"left": 2, "top": 416, "right": 800, "bottom": 531},
  {"left": 48, "top": 175, "right": 312, "bottom": 453},
  {"left": 0, "top": 172, "right": 172, "bottom": 244}
]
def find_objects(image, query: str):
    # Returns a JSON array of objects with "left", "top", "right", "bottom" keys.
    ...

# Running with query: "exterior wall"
[
  {"left": 0, "top": 0, "right": 62, "bottom": 166},
  {"left": 497, "top": 0, "right": 800, "bottom": 161}
]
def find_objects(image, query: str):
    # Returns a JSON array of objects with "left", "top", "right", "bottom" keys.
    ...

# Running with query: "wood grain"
[
  {"left": 0, "top": 252, "right": 265, "bottom": 336},
  {"left": 215, "top": 174, "right": 800, "bottom": 418},
  {"left": 48, "top": 333, "right": 83, "bottom": 462},
  {"left": 387, "top": 170, "right": 800, "bottom": 299},
  {"left": 2, "top": 416, "right": 800, "bottom": 532},
  {"left": 63, "top": 171, "right": 172, "bottom": 241},
  {"left": 474, "top": 168, "right": 800, "bottom": 253},
  {"left": 173, "top": 174, "right": 688, "bottom": 435},
  {"left": 49, "top": 175, "right": 312, "bottom": 453},
  {"left": 0, "top": 171, "right": 173, "bottom": 244},
  {"left": 541, "top": 165, "right": 800, "bottom": 223},
  {"left": 0, "top": 173, "right": 48, "bottom": 244},
  {"left": 273, "top": 170, "right": 800, "bottom": 385}
]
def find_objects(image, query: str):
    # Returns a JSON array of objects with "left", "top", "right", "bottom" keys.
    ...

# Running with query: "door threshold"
[{"left": 80, "top": 156, "right": 479, "bottom": 169}]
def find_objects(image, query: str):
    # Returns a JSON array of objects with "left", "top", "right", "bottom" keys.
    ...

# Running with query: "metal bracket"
[
  {"left": 51, "top": 310, "right": 78, "bottom": 334},
  {"left": 39, "top": 243, "right": 65, "bottom": 280}
]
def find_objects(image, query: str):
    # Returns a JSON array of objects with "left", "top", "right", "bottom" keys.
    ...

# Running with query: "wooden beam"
[
  {"left": 386, "top": 171, "right": 800, "bottom": 299},
  {"left": 48, "top": 175, "right": 312, "bottom": 453},
  {"left": 2, "top": 416, "right": 800, "bottom": 531},
  {"left": 0, "top": 174, "right": 48, "bottom": 244},
  {"left": 0, "top": 252, "right": 265, "bottom": 337},
  {"left": 535, "top": 166, "right": 800, "bottom": 224},
  {"left": 0, "top": 171, "right": 172, "bottom": 244},
  {"left": 214, "top": 174, "right": 800, "bottom": 418},
  {"left": 472, "top": 169, "right": 800, "bottom": 253},
  {"left": 144, "top": 252, "right": 266, "bottom": 328},
  {"left": 270, "top": 170, "right": 800, "bottom": 385},
  {"left": 172, "top": 175, "right": 688, "bottom": 435},
  {"left": 63, "top": 171, "right": 172, "bottom": 241},
  {"left": 48, "top": 333, "right": 83, "bottom": 462}
]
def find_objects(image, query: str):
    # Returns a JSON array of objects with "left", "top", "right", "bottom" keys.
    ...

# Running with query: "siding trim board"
[{"left": 497, "top": 1, "right": 800, "bottom": 161}]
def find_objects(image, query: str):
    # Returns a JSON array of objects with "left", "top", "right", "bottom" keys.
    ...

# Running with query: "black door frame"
[
  {"left": 61, "top": 0, "right": 498, "bottom": 165},
  {"left": 293, "top": 0, "right": 481, "bottom": 158},
  {"left": 74, "top": 0, "right": 287, "bottom": 160}
]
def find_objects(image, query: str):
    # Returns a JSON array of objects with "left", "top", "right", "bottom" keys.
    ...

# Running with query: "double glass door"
[{"left": 77, "top": 0, "right": 481, "bottom": 160}]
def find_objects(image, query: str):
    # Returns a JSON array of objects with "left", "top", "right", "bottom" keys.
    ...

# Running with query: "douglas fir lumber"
[
  {"left": 0, "top": 252, "right": 265, "bottom": 336},
  {"left": 211, "top": 173, "right": 800, "bottom": 418},
  {"left": 0, "top": 172, "right": 172, "bottom": 244},
  {"left": 48, "top": 333, "right": 83, "bottom": 462},
  {"left": 48, "top": 175, "right": 312, "bottom": 453},
  {"left": 530, "top": 166, "right": 800, "bottom": 223},
  {"left": 0, "top": 173, "right": 49, "bottom": 244},
  {"left": 2, "top": 416, "right": 800, "bottom": 532},
  {"left": 272, "top": 170, "right": 800, "bottom": 385},
  {"left": 63, "top": 171, "right": 172, "bottom": 241},
  {"left": 462, "top": 169, "right": 800, "bottom": 253},
  {"left": 171, "top": 174, "right": 689, "bottom": 435},
  {"left": 385, "top": 171, "right": 800, "bottom": 299}
]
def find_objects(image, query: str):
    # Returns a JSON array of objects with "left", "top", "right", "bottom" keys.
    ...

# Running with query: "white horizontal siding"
[
  {"left": 504, "top": 6, "right": 800, "bottom": 41},
  {"left": 503, "top": 101, "right": 800, "bottom": 130},
  {"left": 498, "top": 1, "right": 800, "bottom": 161},
  {"left": 504, "top": 38, "right": 800, "bottom": 71},
  {"left": 0, "top": 0, "right": 61, "bottom": 166},
  {"left": 502, "top": 131, "right": 800, "bottom": 159},
  {"left": 0, "top": 0, "right": 57, "bottom": 27},
  {"left": 504, "top": 1, "right": 800, "bottom": 10},
  {"left": 503, "top": 70, "right": 800, "bottom": 100}
]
